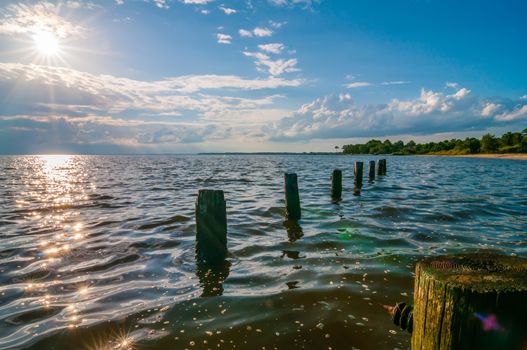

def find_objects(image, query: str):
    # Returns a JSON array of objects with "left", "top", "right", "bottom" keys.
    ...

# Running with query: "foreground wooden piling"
[
  {"left": 368, "top": 160, "right": 375, "bottom": 180},
  {"left": 412, "top": 254, "right": 527, "bottom": 350},
  {"left": 284, "top": 173, "right": 301, "bottom": 220},
  {"left": 331, "top": 169, "right": 342, "bottom": 200},
  {"left": 354, "top": 161, "right": 363, "bottom": 186},
  {"left": 195, "top": 189, "right": 227, "bottom": 264}
]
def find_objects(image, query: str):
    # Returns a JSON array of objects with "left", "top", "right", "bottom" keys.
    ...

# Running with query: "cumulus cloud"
[
  {"left": 267, "top": 87, "right": 527, "bottom": 141},
  {"left": 258, "top": 43, "right": 284, "bottom": 54},
  {"left": 0, "top": 2, "right": 84, "bottom": 38},
  {"left": 216, "top": 33, "right": 232, "bottom": 44}
]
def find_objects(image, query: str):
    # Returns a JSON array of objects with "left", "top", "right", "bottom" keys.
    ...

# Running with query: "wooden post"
[
  {"left": 368, "top": 160, "right": 375, "bottom": 180},
  {"left": 412, "top": 254, "right": 527, "bottom": 350},
  {"left": 195, "top": 189, "right": 227, "bottom": 264},
  {"left": 354, "top": 161, "right": 363, "bottom": 187},
  {"left": 377, "top": 159, "right": 387, "bottom": 175},
  {"left": 331, "top": 169, "right": 342, "bottom": 200},
  {"left": 284, "top": 173, "right": 301, "bottom": 221}
]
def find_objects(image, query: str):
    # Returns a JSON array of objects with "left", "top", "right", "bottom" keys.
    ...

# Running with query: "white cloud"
[
  {"left": 243, "top": 51, "right": 299, "bottom": 76},
  {"left": 258, "top": 43, "right": 284, "bottom": 54},
  {"left": 152, "top": 0, "right": 169, "bottom": 8},
  {"left": 219, "top": 6, "right": 236, "bottom": 14},
  {"left": 521, "top": 95, "right": 527, "bottom": 100},
  {"left": 268, "top": 0, "right": 320, "bottom": 8},
  {"left": 495, "top": 105, "right": 527, "bottom": 121},
  {"left": 380, "top": 81, "right": 410, "bottom": 86},
  {"left": 0, "top": 62, "right": 302, "bottom": 114},
  {"left": 268, "top": 87, "right": 527, "bottom": 141},
  {"left": 346, "top": 82, "right": 371, "bottom": 88},
  {"left": 0, "top": 2, "right": 84, "bottom": 38},
  {"left": 239, "top": 27, "right": 275, "bottom": 38},
  {"left": 216, "top": 33, "right": 232, "bottom": 44},
  {"left": 239, "top": 29, "right": 253, "bottom": 37},
  {"left": 182, "top": 0, "right": 214, "bottom": 4},
  {"left": 66, "top": 1, "right": 100, "bottom": 9},
  {"left": 253, "top": 27, "right": 273, "bottom": 37},
  {"left": 446, "top": 82, "right": 459, "bottom": 89},
  {"left": 346, "top": 80, "right": 409, "bottom": 88},
  {"left": 481, "top": 102, "right": 500, "bottom": 117},
  {"left": 269, "top": 20, "right": 287, "bottom": 29}
]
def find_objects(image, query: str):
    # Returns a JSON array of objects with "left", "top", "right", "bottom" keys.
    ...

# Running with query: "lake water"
[{"left": 0, "top": 155, "right": 526, "bottom": 349}]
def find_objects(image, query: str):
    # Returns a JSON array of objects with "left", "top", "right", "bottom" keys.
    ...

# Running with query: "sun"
[{"left": 33, "top": 30, "right": 61, "bottom": 56}]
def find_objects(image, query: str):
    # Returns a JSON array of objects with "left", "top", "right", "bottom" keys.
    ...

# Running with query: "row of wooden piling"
[
  {"left": 193, "top": 157, "right": 527, "bottom": 349},
  {"left": 196, "top": 158, "right": 387, "bottom": 264}
]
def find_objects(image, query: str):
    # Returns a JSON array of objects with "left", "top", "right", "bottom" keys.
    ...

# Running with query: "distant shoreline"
[{"left": 424, "top": 153, "right": 527, "bottom": 160}]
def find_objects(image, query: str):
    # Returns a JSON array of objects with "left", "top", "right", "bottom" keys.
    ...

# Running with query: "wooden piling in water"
[
  {"left": 284, "top": 173, "right": 301, "bottom": 221},
  {"left": 412, "top": 254, "right": 527, "bottom": 350},
  {"left": 331, "top": 169, "right": 342, "bottom": 200},
  {"left": 354, "top": 161, "right": 363, "bottom": 186},
  {"left": 377, "top": 159, "right": 386, "bottom": 175},
  {"left": 195, "top": 189, "right": 227, "bottom": 264},
  {"left": 368, "top": 160, "right": 375, "bottom": 180}
]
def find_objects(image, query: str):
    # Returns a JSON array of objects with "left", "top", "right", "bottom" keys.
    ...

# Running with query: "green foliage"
[{"left": 341, "top": 130, "right": 527, "bottom": 155}]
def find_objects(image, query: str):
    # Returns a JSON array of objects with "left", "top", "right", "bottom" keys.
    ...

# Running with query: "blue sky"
[{"left": 0, "top": 0, "right": 526, "bottom": 153}]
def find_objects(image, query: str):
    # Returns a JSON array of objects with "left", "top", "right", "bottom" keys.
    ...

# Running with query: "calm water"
[{"left": 0, "top": 155, "right": 526, "bottom": 350}]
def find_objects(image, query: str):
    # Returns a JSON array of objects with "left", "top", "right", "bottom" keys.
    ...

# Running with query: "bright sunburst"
[{"left": 33, "top": 30, "right": 60, "bottom": 57}]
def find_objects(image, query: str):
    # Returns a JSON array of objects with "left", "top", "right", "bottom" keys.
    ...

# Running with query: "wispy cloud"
[
  {"left": 346, "top": 82, "right": 371, "bottom": 88},
  {"left": 346, "top": 80, "right": 410, "bottom": 88},
  {"left": 182, "top": 0, "right": 214, "bottom": 4},
  {"left": 0, "top": 62, "right": 302, "bottom": 114},
  {"left": 243, "top": 51, "right": 299, "bottom": 76},
  {"left": 268, "top": 0, "right": 320, "bottom": 9},
  {"left": 219, "top": 6, "right": 236, "bottom": 14},
  {"left": 0, "top": 2, "right": 84, "bottom": 38}
]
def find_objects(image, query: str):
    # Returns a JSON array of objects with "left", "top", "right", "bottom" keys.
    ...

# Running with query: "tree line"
[{"left": 341, "top": 129, "right": 527, "bottom": 155}]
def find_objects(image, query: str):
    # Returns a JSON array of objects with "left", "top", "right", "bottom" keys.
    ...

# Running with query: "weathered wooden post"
[
  {"left": 195, "top": 189, "right": 227, "bottom": 264},
  {"left": 411, "top": 254, "right": 527, "bottom": 350},
  {"left": 354, "top": 161, "right": 363, "bottom": 187},
  {"left": 331, "top": 169, "right": 342, "bottom": 200},
  {"left": 284, "top": 173, "right": 301, "bottom": 221},
  {"left": 368, "top": 160, "right": 375, "bottom": 180},
  {"left": 377, "top": 159, "right": 387, "bottom": 175}
]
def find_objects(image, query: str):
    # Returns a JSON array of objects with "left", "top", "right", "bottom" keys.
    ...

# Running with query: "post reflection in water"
[
  {"left": 195, "top": 260, "right": 231, "bottom": 297},
  {"left": 283, "top": 219, "right": 304, "bottom": 242}
]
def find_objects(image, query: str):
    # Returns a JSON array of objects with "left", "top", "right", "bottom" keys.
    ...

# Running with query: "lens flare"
[{"left": 33, "top": 30, "right": 60, "bottom": 56}]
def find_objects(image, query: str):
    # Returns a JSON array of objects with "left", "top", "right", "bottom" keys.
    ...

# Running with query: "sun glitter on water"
[{"left": 33, "top": 30, "right": 61, "bottom": 57}]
